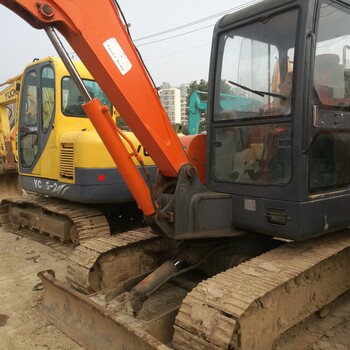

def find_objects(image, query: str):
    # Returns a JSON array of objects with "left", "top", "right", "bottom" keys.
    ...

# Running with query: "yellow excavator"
[
  {"left": 0, "top": 74, "right": 22, "bottom": 199},
  {"left": 0, "top": 0, "right": 350, "bottom": 349},
  {"left": 0, "top": 56, "right": 156, "bottom": 243}
]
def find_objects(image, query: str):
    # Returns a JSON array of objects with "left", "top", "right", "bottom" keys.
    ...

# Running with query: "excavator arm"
[{"left": 0, "top": 0, "right": 190, "bottom": 218}]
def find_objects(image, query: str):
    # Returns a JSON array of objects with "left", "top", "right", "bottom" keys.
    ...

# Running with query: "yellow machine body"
[
  {"left": 0, "top": 75, "right": 22, "bottom": 199},
  {"left": 17, "top": 57, "right": 155, "bottom": 203}
]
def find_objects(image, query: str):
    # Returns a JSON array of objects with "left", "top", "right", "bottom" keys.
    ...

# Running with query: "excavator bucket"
[
  {"left": 38, "top": 270, "right": 173, "bottom": 350},
  {"left": 0, "top": 173, "right": 22, "bottom": 200},
  {"left": 0, "top": 172, "right": 22, "bottom": 227}
]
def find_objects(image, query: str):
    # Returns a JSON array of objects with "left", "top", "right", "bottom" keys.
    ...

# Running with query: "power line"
[
  {"left": 145, "top": 43, "right": 210, "bottom": 62},
  {"left": 134, "top": 10, "right": 231, "bottom": 42},
  {"left": 134, "top": 0, "right": 262, "bottom": 44},
  {"left": 137, "top": 24, "right": 214, "bottom": 47}
]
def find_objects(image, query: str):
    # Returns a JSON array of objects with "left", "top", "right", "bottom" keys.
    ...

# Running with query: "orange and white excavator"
[{"left": 0, "top": 0, "right": 350, "bottom": 349}]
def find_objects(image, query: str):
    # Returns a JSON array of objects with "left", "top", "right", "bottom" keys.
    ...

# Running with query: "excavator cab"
[
  {"left": 206, "top": 0, "right": 350, "bottom": 241},
  {"left": 15, "top": 57, "right": 155, "bottom": 205}
]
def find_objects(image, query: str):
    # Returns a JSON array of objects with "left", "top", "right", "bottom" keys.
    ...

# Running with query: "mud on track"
[{"left": 0, "top": 224, "right": 350, "bottom": 350}]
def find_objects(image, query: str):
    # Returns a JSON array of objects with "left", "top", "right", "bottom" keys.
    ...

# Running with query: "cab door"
[
  {"left": 18, "top": 62, "right": 55, "bottom": 175},
  {"left": 309, "top": 1, "right": 350, "bottom": 193}
]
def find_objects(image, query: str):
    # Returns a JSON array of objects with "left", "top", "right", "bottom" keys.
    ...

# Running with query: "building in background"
[
  {"left": 180, "top": 83, "right": 189, "bottom": 125},
  {"left": 158, "top": 82, "right": 182, "bottom": 124},
  {"left": 159, "top": 82, "right": 191, "bottom": 126}
]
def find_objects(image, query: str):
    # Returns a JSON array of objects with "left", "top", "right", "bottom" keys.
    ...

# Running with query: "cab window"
[
  {"left": 212, "top": 9, "right": 298, "bottom": 186},
  {"left": 61, "top": 77, "right": 112, "bottom": 117}
]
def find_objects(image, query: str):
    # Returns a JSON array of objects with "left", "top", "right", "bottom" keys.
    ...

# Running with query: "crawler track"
[
  {"left": 2, "top": 223, "right": 74, "bottom": 256},
  {"left": 67, "top": 228, "right": 171, "bottom": 293},
  {"left": 1, "top": 194, "right": 110, "bottom": 243},
  {"left": 173, "top": 230, "right": 350, "bottom": 350},
  {"left": 38, "top": 230, "right": 350, "bottom": 349},
  {"left": 275, "top": 290, "right": 350, "bottom": 349}
]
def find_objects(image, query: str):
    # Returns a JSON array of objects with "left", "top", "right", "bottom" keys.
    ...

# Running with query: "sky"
[{"left": 0, "top": 0, "right": 258, "bottom": 87}]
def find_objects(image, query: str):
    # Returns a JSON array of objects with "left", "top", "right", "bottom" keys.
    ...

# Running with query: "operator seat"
[{"left": 314, "top": 54, "right": 345, "bottom": 100}]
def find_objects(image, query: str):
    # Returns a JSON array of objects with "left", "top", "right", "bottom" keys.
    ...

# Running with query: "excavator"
[
  {"left": 188, "top": 90, "right": 207, "bottom": 135},
  {"left": 0, "top": 56, "right": 156, "bottom": 243},
  {"left": 0, "top": 75, "right": 22, "bottom": 200},
  {"left": 0, "top": 0, "right": 350, "bottom": 349},
  {"left": 187, "top": 90, "right": 264, "bottom": 134}
]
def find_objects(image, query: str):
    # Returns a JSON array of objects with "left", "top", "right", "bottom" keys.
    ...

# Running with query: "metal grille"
[{"left": 59, "top": 143, "right": 74, "bottom": 179}]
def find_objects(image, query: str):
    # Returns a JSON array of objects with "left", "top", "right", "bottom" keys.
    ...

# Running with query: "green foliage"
[
  {"left": 171, "top": 123, "right": 189, "bottom": 135},
  {"left": 181, "top": 124, "right": 189, "bottom": 135},
  {"left": 220, "top": 79, "right": 233, "bottom": 94}
]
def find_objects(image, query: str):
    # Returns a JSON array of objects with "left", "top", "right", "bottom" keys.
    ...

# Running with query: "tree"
[{"left": 220, "top": 79, "right": 234, "bottom": 94}]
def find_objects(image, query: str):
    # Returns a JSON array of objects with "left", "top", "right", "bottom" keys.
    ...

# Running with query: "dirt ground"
[
  {"left": 0, "top": 225, "right": 349, "bottom": 350},
  {"left": 0, "top": 227, "right": 82, "bottom": 350}
]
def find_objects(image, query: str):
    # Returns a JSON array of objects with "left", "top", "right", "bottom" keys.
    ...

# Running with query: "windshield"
[
  {"left": 314, "top": 1, "right": 350, "bottom": 109},
  {"left": 214, "top": 9, "right": 298, "bottom": 122},
  {"left": 211, "top": 8, "right": 298, "bottom": 186},
  {"left": 62, "top": 77, "right": 112, "bottom": 117}
]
